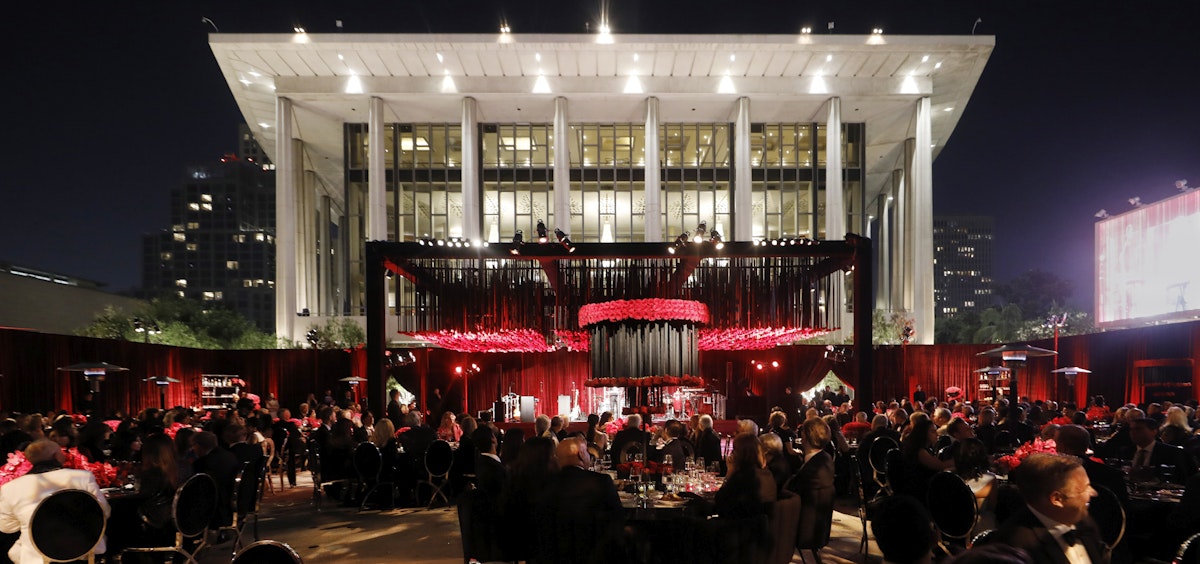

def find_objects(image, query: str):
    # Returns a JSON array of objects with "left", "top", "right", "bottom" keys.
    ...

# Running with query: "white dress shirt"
[{"left": 0, "top": 467, "right": 112, "bottom": 563}]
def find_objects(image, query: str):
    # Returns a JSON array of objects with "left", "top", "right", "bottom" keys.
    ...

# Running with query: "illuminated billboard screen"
[{"left": 1096, "top": 190, "right": 1200, "bottom": 327}]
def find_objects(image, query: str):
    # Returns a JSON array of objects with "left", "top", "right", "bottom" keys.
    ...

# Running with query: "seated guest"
[
  {"left": 371, "top": 418, "right": 399, "bottom": 479},
  {"left": 766, "top": 410, "right": 795, "bottom": 443},
  {"left": 191, "top": 431, "right": 240, "bottom": 527},
  {"left": 652, "top": 420, "right": 692, "bottom": 465},
  {"left": 714, "top": 433, "right": 776, "bottom": 519},
  {"left": 76, "top": 420, "right": 112, "bottom": 464},
  {"left": 472, "top": 426, "right": 507, "bottom": 499},
  {"left": 500, "top": 437, "right": 558, "bottom": 560},
  {"left": 1122, "top": 416, "right": 1193, "bottom": 483},
  {"left": 758, "top": 432, "right": 791, "bottom": 494},
  {"left": 841, "top": 412, "right": 873, "bottom": 442},
  {"left": 1160, "top": 406, "right": 1194, "bottom": 447},
  {"left": 974, "top": 408, "right": 999, "bottom": 453},
  {"left": 736, "top": 417, "right": 759, "bottom": 437},
  {"left": 938, "top": 417, "right": 976, "bottom": 461},
  {"left": 550, "top": 416, "right": 567, "bottom": 442},
  {"left": 611, "top": 414, "right": 649, "bottom": 463},
  {"left": 585, "top": 413, "right": 608, "bottom": 454},
  {"left": 0, "top": 440, "right": 111, "bottom": 563},
  {"left": 535, "top": 437, "right": 622, "bottom": 564},
  {"left": 872, "top": 494, "right": 935, "bottom": 564},
  {"left": 898, "top": 418, "right": 953, "bottom": 502},
  {"left": 436, "top": 411, "right": 463, "bottom": 442},
  {"left": 790, "top": 417, "right": 836, "bottom": 541},
  {"left": 696, "top": 415, "right": 725, "bottom": 475},
  {"left": 954, "top": 437, "right": 997, "bottom": 503},
  {"left": 131, "top": 434, "right": 181, "bottom": 544},
  {"left": 499, "top": 428, "right": 524, "bottom": 468},
  {"left": 994, "top": 453, "right": 1106, "bottom": 564},
  {"left": 1055, "top": 424, "right": 1128, "bottom": 507}
]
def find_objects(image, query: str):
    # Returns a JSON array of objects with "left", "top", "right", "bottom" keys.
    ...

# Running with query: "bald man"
[
  {"left": 537, "top": 437, "right": 622, "bottom": 563},
  {"left": 0, "top": 440, "right": 111, "bottom": 563}
]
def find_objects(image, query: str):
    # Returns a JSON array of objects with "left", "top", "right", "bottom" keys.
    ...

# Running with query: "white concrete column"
[
  {"left": 911, "top": 97, "right": 935, "bottom": 344},
  {"left": 297, "top": 170, "right": 317, "bottom": 313},
  {"left": 274, "top": 96, "right": 297, "bottom": 339},
  {"left": 733, "top": 97, "right": 753, "bottom": 241},
  {"left": 877, "top": 193, "right": 892, "bottom": 310},
  {"left": 824, "top": 97, "right": 845, "bottom": 240},
  {"left": 461, "top": 97, "right": 481, "bottom": 241},
  {"left": 643, "top": 97, "right": 662, "bottom": 242},
  {"left": 899, "top": 146, "right": 913, "bottom": 313},
  {"left": 553, "top": 97, "right": 571, "bottom": 229},
  {"left": 368, "top": 96, "right": 387, "bottom": 242}
]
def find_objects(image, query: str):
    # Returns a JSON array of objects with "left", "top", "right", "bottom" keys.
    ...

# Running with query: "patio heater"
[
  {"left": 58, "top": 362, "right": 130, "bottom": 413},
  {"left": 972, "top": 365, "right": 1010, "bottom": 404},
  {"left": 145, "top": 375, "right": 182, "bottom": 409},
  {"left": 339, "top": 376, "right": 368, "bottom": 407},
  {"left": 977, "top": 344, "right": 1056, "bottom": 406},
  {"left": 1050, "top": 366, "right": 1091, "bottom": 405}
]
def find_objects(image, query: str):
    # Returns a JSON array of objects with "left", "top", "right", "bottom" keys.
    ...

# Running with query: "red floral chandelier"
[
  {"left": 578, "top": 298, "right": 710, "bottom": 327},
  {"left": 405, "top": 329, "right": 590, "bottom": 353}
]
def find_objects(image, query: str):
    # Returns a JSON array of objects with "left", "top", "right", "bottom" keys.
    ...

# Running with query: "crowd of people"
[{"left": 2, "top": 385, "right": 1200, "bottom": 563}]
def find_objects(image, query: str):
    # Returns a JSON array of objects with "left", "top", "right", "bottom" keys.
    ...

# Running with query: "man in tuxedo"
[
  {"left": 994, "top": 453, "right": 1108, "bottom": 564},
  {"left": 386, "top": 389, "right": 405, "bottom": 429},
  {"left": 610, "top": 414, "right": 649, "bottom": 463},
  {"left": 912, "top": 385, "right": 926, "bottom": 406},
  {"left": 1054, "top": 425, "right": 1128, "bottom": 507},
  {"left": 536, "top": 437, "right": 622, "bottom": 564},
  {"left": 652, "top": 420, "right": 692, "bottom": 465},
  {"left": 272, "top": 408, "right": 304, "bottom": 487},
  {"left": 1122, "top": 417, "right": 1193, "bottom": 482},
  {"left": 472, "top": 426, "right": 506, "bottom": 499},
  {"left": 695, "top": 414, "right": 725, "bottom": 475},
  {"left": 788, "top": 417, "right": 836, "bottom": 547},
  {"left": 191, "top": 431, "right": 242, "bottom": 527}
]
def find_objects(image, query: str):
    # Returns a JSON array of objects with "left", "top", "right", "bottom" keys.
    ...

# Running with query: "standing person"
[
  {"left": 272, "top": 408, "right": 303, "bottom": 488},
  {"left": 696, "top": 415, "right": 725, "bottom": 475},
  {"left": 0, "top": 440, "right": 111, "bottom": 563},
  {"left": 993, "top": 453, "right": 1107, "bottom": 564},
  {"left": 386, "top": 389, "right": 405, "bottom": 429},
  {"left": 913, "top": 385, "right": 927, "bottom": 406}
]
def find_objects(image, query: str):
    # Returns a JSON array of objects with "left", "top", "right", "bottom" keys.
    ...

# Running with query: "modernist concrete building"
[{"left": 209, "top": 32, "right": 992, "bottom": 345}]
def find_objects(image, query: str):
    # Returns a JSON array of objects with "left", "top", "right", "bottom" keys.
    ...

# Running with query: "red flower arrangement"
[
  {"left": 1050, "top": 416, "right": 1072, "bottom": 426},
  {"left": 163, "top": 422, "right": 190, "bottom": 440},
  {"left": 0, "top": 448, "right": 120, "bottom": 489},
  {"left": 405, "top": 329, "right": 555, "bottom": 353},
  {"left": 103, "top": 420, "right": 122, "bottom": 433},
  {"left": 623, "top": 405, "right": 666, "bottom": 416},
  {"left": 995, "top": 438, "right": 1057, "bottom": 474},
  {"left": 579, "top": 299, "right": 709, "bottom": 327},
  {"left": 584, "top": 375, "right": 705, "bottom": 388},
  {"left": 616, "top": 460, "right": 662, "bottom": 478},
  {"left": 697, "top": 327, "right": 830, "bottom": 350}
]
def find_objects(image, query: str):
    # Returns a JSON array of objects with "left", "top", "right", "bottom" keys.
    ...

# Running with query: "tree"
[
  {"left": 75, "top": 306, "right": 134, "bottom": 341},
  {"left": 935, "top": 310, "right": 983, "bottom": 344},
  {"left": 873, "top": 310, "right": 914, "bottom": 345},
  {"left": 303, "top": 318, "right": 367, "bottom": 350},
  {"left": 973, "top": 304, "right": 1025, "bottom": 343},
  {"left": 75, "top": 295, "right": 279, "bottom": 350},
  {"left": 996, "top": 269, "right": 1073, "bottom": 321}
]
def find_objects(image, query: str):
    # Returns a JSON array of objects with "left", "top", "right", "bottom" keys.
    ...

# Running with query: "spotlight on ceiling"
[
  {"left": 872, "top": 27, "right": 884, "bottom": 34},
  {"left": 692, "top": 221, "right": 707, "bottom": 243},
  {"left": 800, "top": 26, "right": 812, "bottom": 34},
  {"left": 1094, "top": 209, "right": 1109, "bottom": 219},
  {"left": 554, "top": 228, "right": 576, "bottom": 253},
  {"left": 536, "top": 219, "right": 549, "bottom": 243},
  {"left": 510, "top": 229, "right": 524, "bottom": 255},
  {"left": 1177, "top": 179, "right": 1194, "bottom": 193},
  {"left": 668, "top": 231, "right": 690, "bottom": 254},
  {"left": 1128, "top": 197, "right": 1143, "bottom": 208},
  {"left": 293, "top": 26, "right": 306, "bottom": 34}
]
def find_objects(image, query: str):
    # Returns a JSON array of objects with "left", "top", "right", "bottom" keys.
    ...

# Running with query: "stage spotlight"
[
  {"left": 455, "top": 366, "right": 463, "bottom": 374},
  {"left": 536, "top": 219, "right": 549, "bottom": 243},
  {"left": 756, "top": 363, "right": 764, "bottom": 370},
  {"left": 709, "top": 230, "right": 724, "bottom": 249},
  {"left": 1094, "top": 209, "right": 1109, "bottom": 219},
  {"left": 692, "top": 221, "right": 707, "bottom": 243},
  {"left": 554, "top": 228, "right": 576, "bottom": 252},
  {"left": 1128, "top": 197, "right": 1143, "bottom": 207},
  {"left": 771, "top": 361, "right": 779, "bottom": 368},
  {"left": 510, "top": 229, "right": 524, "bottom": 255},
  {"left": 668, "top": 231, "right": 690, "bottom": 254},
  {"left": 1176, "top": 179, "right": 1193, "bottom": 193}
]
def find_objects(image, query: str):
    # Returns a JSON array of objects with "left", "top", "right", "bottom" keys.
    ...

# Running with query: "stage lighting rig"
[
  {"left": 510, "top": 229, "right": 524, "bottom": 255},
  {"left": 554, "top": 228, "right": 576, "bottom": 253},
  {"left": 536, "top": 219, "right": 549, "bottom": 243}
]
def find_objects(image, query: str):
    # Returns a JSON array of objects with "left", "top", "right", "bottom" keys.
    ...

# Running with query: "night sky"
[{"left": 3, "top": 1, "right": 1199, "bottom": 312}]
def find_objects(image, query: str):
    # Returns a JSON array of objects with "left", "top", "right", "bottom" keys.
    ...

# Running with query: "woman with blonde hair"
[{"left": 1161, "top": 405, "right": 1194, "bottom": 446}]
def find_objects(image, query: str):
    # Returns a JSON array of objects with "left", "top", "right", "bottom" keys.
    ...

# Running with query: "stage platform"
[{"left": 493, "top": 419, "right": 742, "bottom": 437}]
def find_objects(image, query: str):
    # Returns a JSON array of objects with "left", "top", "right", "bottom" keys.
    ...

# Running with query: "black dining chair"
[
  {"left": 849, "top": 453, "right": 870, "bottom": 555},
  {"left": 219, "top": 459, "right": 268, "bottom": 554},
  {"left": 1174, "top": 531, "right": 1200, "bottom": 564},
  {"left": 419, "top": 439, "right": 454, "bottom": 508},
  {"left": 1089, "top": 484, "right": 1126, "bottom": 558},
  {"left": 122, "top": 473, "right": 219, "bottom": 564},
  {"left": 766, "top": 491, "right": 802, "bottom": 564},
  {"left": 232, "top": 540, "right": 304, "bottom": 564},
  {"left": 868, "top": 437, "right": 898, "bottom": 497},
  {"left": 619, "top": 441, "right": 645, "bottom": 465},
  {"left": 456, "top": 488, "right": 509, "bottom": 563},
  {"left": 884, "top": 448, "right": 908, "bottom": 497},
  {"left": 926, "top": 471, "right": 978, "bottom": 552},
  {"left": 354, "top": 441, "right": 395, "bottom": 510},
  {"left": 29, "top": 489, "right": 107, "bottom": 563},
  {"left": 970, "top": 529, "right": 999, "bottom": 547}
]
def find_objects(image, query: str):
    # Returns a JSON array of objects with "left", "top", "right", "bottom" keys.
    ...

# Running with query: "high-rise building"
[
  {"left": 209, "top": 33, "right": 993, "bottom": 344},
  {"left": 933, "top": 215, "right": 995, "bottom": 317},
  {"left": 142, "top": 137, "right": 276, "bottom": 332}
]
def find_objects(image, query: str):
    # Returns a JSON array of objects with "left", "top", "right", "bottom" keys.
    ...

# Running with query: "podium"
[{"left": 520, "top": 396, "right": 537, "bottom": 423}]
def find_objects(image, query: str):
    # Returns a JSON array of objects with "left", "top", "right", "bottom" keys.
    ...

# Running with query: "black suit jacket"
[
  {"left": 611, "top": 428, "right": 650, "bottom": 462},
  {"left": 1120, "top": 440, "right": 1194, "bottom": 482},
  {"left": 194, "top": 447, "right": 242, "bottom": 526},
  {"left": 789, "top": 451, "right": 836, "bottom": 548},
  {"left": 994, "top": 507, "right": 1108, "bottom": 564},
  {"left": 697, "top": 429, "right": 724, "bottom": 474},
  {"left": 474, "top": 454, "right": 507, "bottom": 499},
  {"left": 386, "top": 400, "right": 404, "bottom": 428},
  {"left": 536, "top": 466, "right": 623, "bottom": 564}
]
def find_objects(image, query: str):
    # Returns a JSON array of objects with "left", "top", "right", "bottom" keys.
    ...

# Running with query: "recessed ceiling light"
[
  {"left": 934, "top": 62, "right": 942, "bottom": 69},
  {"left": 921, "top": 55, "right": 929, "bottom": 63},
  {"left": 730, "top": 54, "right": 736, "bottom": 62},
  {"left": 337, "top": 53, "right": 344, "bottom": 61},
  {"left": 825, "top": 54, "right": 833, "bottom": 62},
  {"left": 437, "top": 53, "right": 444, "bottom": 63},
  {"left": 535, "top": 53, "right": 541, "bottom": 62},
  {"left": 633, "top": 53, "right": 639, "bottom": 61}
]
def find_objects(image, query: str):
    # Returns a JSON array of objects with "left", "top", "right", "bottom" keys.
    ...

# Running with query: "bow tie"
[{"left": 1060, "top": 529, "right": 1079, "bottom": 547}]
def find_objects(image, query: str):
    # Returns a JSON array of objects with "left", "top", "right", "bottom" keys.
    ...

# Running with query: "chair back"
[
  {"left": 232, "top": 540, "right": 304, "bottom": 564},
  {"left": 994, "top": 430, "right": 1018, "bottom": 451},
  {"left": 175, "top": 472, "right": 220, "bottom": 537},
  {"left": 766, "top": 491, "right": 802, "bottom": 564},
  {"left": 926, "top": 471, "right": 978, "bottom": 540},
  {"left": 795, "top": 467, "right": 837, "bottom": 551},
  {"left": 970, "top": 529, "right": 999, "bottom": 548},
  {"left": 1089, "top": 484, "right": 1126, "bottom": 550},
  {"left": 868, "top": 437, "right": 897, "bottom": 477},
  {"left": 708, "top": 514, "right": 770, "bottom": 564},
  {"left": 354, "top": 442, "right": 383, "bottom": 482},
  {"left": 29, "top": 489, "right": 106, "bottom": 562},
  {"left": 884, "top": 448, "right": 907, "bottom": 496},
  {"left": 1174, "top": 532, "right": 1200, "bottom": 564},
  {"left": 425, "top": 439, "right": 454, "bottom": 476}
]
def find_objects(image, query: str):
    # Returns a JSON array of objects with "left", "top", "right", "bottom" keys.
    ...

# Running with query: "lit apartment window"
[
  {"left": 160, "top": 252, "right": 172, "bottom": 260},
  {"left": 186, "top": 243, "right": 198, "bottom": 251},
  {"left": 189, "top": 203, "right": 200, "bottom": 211},
  {"left": 200, "top": 203, "right": 213, "bottom": 211},
  {"left": 202, "top": 291, "right": 223, "bottom": 301},
  {"left": 965, "top": 301, "right": 975, "bottom": 307},
  {"left": 173, "top": 233, "right": 186, "bottom": 242},
  {"left": 233, "top": 234, "right": 246, "bottom": 243},
  {"left": 177, "top": 291, "right": 185, "bottom": 298},
  {"left": 243, "top": 279, "right": 254, "bottom": 287},
  {"left": 186, "top": 222, "right": 200, "bottom": 230},
  {"left": 172, "top": 224, "right": 184, "bottom": 232},
  {"left": 175, "top": 279, "right": 188, "bottom": 288},
  {"left": 201, "top": 194, "right": 213, "bottom": 202},
  {"left": 226, "top": 261, "right": 239, "bottom": 270},
  {"left": 255, "top": 233, "right": 265, "bottom": 242}
]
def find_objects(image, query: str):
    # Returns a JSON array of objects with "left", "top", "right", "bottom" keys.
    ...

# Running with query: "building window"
[
  {"left": 483, "top": 123, "right": 553, "bottom": 242},
  {"left": 160, "top": 252, "right": 172, "bottom": 260},
  {"left": 226, "top": 261, "right": 239, "bottom": 269},
  {"left": 175, "top": 279, "right": 188, "bottom": 288},
  {"left": 568, "top": 124, "right": 646, "bottom": 241},
  {"left": 660, "top": 123, "right": 731, "bottom": 242},
  {"left": 202, "top": 291, "right": 223, "bottom": 301},
  {"left": 186, "top": 243, "right": 198, "bottom": 251},
  {"left": 186, "top": 222, "right": 200, "bottom": 230},
  {"left": 233, "top": 234, "right": 246, "bottom": 243},
  {"left": 173, "top": 233, "right": 186, "bottom": 242}
]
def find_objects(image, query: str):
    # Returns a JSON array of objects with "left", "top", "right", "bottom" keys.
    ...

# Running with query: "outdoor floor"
[{"left": 200, "top": 474, "right": 881, "bottom": 563}]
